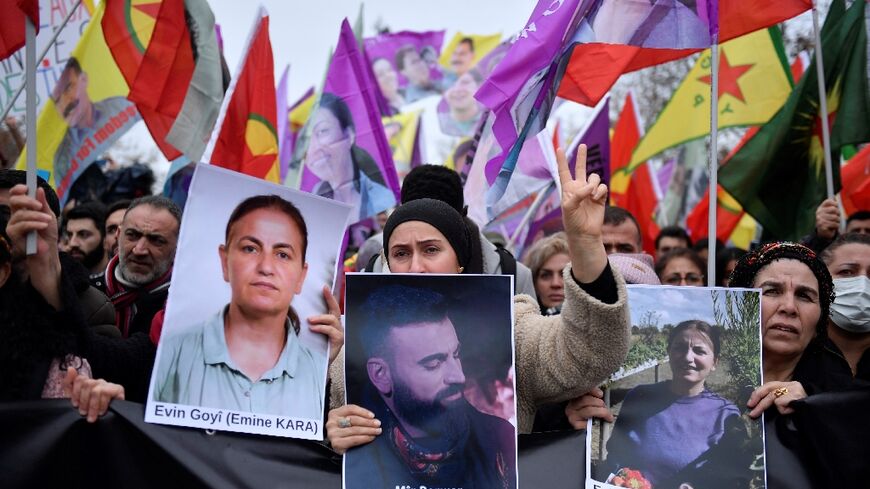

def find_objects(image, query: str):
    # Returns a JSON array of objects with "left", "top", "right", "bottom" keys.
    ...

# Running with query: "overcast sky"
[{"left": 208, "top": 0, "right": 535, "bottom": 100}]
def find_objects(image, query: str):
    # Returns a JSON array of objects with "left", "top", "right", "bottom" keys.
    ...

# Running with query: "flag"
[
  {"left": 628, "top": 28, "right": 792, "bottom": 171},
  {"left": 289, "top": 87, "right": 315, "bottom": 133},
  {"left": 472, "top": 0, "right": 585, "bottom": 206},
  {"left": 0, "top": 0, "right": 39, "bottom": 61},
  {"left": 103, "top": 0, "right": 193, "bottom": 161},
  {"left": 16, "top": 2, "right": 141, "bottom": 206},
  {"left": 438, "top": 32, "right": 502, "bottom": 73},
  {"left": 609, "top": 92, "right": 659, "bottom": 254},
  {"left": 565, "top": 95, "right": 610, "bottom": 186},
  {"left": 299, "top": 19, "right": 400, "bottom": 223},
  {"left": 684, "top": 51, "right": 810, "bottom": 245},
  {"left": 557, "top": 0, "right": 812, "bottom": 107},
  {"left": 382, "top": 110, "right": 421, "bottom": 181},
  {"left": 202, "top": 8, "right": 280, "bottom": 182},
  {"left": 276, "top": 65, "right": 291, "bottom": 181},
  {"left": 840, "top": 145, "right": 870, "bottom": 215},
  {"left": 719, "top": 0, "right": 870, "bottom": 241}
]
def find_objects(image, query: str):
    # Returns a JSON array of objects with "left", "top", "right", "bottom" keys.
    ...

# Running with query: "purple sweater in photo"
[{"left": 605, "top": 381, "right": 740, "bottom": 487}]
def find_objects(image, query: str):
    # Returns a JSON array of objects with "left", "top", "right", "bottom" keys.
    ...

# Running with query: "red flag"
[
  {"left": 0, "top": 0, "right": 39, "bottom": 60},
  {"left": 609, "top": 92, "right": 659, "bottom": 254},
  {"left": 841, "top": 145, "right": 870, "bottom": 215},
  {"left": 559, "top": 0, "right": 812, "bottom": 106},
  {"left": 103, "top": 0, "right": 194, "bottom": 160},
  {"left": 204, "top": 10, "right": 279, "bottom": 182}
]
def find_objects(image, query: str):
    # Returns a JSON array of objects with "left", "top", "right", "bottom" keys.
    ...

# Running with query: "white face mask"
[{"left": 830, "top": 276, "right": 870, "bottom": 333}]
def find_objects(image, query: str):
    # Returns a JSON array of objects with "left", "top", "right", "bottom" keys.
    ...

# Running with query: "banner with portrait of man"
[
  {"left": 364, "top": 29, "right": 446, "bottom": 111},
  {"left": 586, "top": 285, "right": 765, "bottom": 489},
  {"left": 344, "top": 273, "right": 518, "bottom": 489},
  {"left": 146, "top": 164, "right": 353, "bottom": 440},
  {"left": 298, "top": 19, "right": 400, "bottom": 225}
]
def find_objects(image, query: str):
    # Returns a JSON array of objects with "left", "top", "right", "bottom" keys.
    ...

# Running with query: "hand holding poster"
[
  {"left": 146, "top": 164, "right": 353, "bottom": 440},
  {"left": 344, "top": 274, "right": 518, "bottom": 489},
  {"left": 587, "top": 285, "right": 764, "bottom": 489}
]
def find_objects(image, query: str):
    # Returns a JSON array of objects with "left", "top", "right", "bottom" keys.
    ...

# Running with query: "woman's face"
[
  {"left": 388, "top": 221, "right": 461, "bottom": 274},
  {"left": 660, "top": 256, "right": 704, "bottom": 286},
  {"left": 825, "top": 243, "right": 870, "bottom": 279},
  {"left": 373, "top": 59, "right": 399, "bottom": 98},
  {"left": 220, "top": 208, "right": 308, "bottom": 318},
  {"left": 536, "top": 252, "right": 570, "bottom": 309},
  {"left": 668, "top": 328, "right": 717, "bottom": 390},
  {"left": 306, "top": 107, "right": 353, "bottom": 181},
  {"left": 754, "top": 259, "right": 821, "bottom": 359}
]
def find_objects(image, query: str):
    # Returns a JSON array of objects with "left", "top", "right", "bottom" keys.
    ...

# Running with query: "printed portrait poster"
[
  {"left": 343, "top": 274, "right": 518, "bottom": 489},
  {"left": 364, "top": 30, "right": 446, "bottom": 110},
  {"left": 299, "top": 20, "right": 400, "bottom": 225},
  {"left": 586, "top": 285, "right": 765, "bottom": 489},
  {"left": 146, "top": 164, "right": 353, "bottom": 440}
]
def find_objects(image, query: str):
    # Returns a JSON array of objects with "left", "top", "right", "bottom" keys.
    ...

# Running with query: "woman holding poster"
[
  {"left": 153, "top": 194, "right": 340, "bottom": 419},
  {"left": 305, "top": 93, "right": 395, "bottom": 222}
]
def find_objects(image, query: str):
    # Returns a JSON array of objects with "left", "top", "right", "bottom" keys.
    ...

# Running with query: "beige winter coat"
[{"left": 329, "top": 264, "right": 631, "bottom": 434}]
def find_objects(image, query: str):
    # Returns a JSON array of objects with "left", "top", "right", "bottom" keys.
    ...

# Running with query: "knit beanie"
[
  {"left": 382, "top": 198, "right": 472, "bottom": 270},
  {"left": 608, "top": 253, "right": 660, "bottom": 285},
  {"left": 400, "top": 165, "right": 465, "bottom": 213}
]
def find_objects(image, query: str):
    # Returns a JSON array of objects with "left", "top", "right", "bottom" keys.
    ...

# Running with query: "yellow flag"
[
  {"left": 289, "top": 91, "right": 316, "bottom": 133},
  {"left": 439, "top": 32, "right": 502, "bottom": 72},
  {"left": 382, "top": 110, "right": 421, "bottom": 180},
  {"left": 17, "top": 2, "right": 140, "bottom": 205},
  {"left": 628, "top": 28, "right": 792, "bottom": 171}
]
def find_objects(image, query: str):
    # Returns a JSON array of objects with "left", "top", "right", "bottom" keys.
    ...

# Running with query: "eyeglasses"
[{"left": 663, "top": 273, "right": 704, "bottom": 286}]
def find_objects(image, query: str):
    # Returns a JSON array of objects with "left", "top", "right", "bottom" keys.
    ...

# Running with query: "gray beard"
[{"left": 117, "top": 257, "right": 170, "bottom": 287}]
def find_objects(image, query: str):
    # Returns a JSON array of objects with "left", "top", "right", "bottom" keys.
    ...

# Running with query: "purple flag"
[
  {"left": 363, "top": 30, "right": 447, "bottom": 108},
  {"left": 656, "top": 157, "right": 676, "bottom": 198},
  {"left": 300, "top": 19, "right": 400, "bottom": 223},
  {"left": 276, "top": 65, "right": 291, "bottom": 182},
  {"left": 474, "top": 0, "right": 586, "bottom": 187},
  {"left": 565, "top": 94, "right": 610, "bottom": 186}
]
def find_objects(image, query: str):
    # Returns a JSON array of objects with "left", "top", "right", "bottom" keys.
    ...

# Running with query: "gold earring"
[{"left": 457, "top": 266, "right": 464, "bottom": 273}]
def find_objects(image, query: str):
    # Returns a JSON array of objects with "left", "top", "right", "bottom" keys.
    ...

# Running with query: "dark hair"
[
  {"left": 729, "top": 241, "right": 834, "bottom": 338},
  {"left": 0, "top": 169, "right": 61, "bottom": 216},
  {"left": 819, "top": 232, "right": 870, "bottom": 265},
  {"left": 66, "top": 202, "right": 107, "bottom": 238},
  {"left": 106, "top": 199, "right": 132, "bottom": 216},
  {"left": 667, "top": 320, "right": 721, "bottom": 358},
  {"left": 458, "top": 37, "right": 475, "bottom": 51},
  {"left": 401, "top": 164, "right": 464, "bottom": 212},
  {"left": 358, "top": 284, "right": 450, "bottom": 358},
  {"left": 0, "top": 212, "right": 10, "bottom": 266},
  {"left": 655, "top": 225, "right": 692, "bottom": 250},
  {"left": 225, "top": 194, "right": 308, "bottom": 262},
  {"left": 316, "top": 92, "right": 387, "bottom": 190},
  {"left": 62, "top": 57, "right": 82, "bottom": 75},
  {"left": 604, "top": 206, "right": 641, "bottom": 245},
  {"left": 716, "top": 247, "right": 747, "bottom": 286},
  {"left": 126, "top": 195, "right": 182, "bottom": 233},
  {"left": 846, "top": 210, "right": 870, "bottom": 226},
  {"left": 655, "top": 247, "right": 706, "bottom": 281},
  {"left": 394, "top": 44, "right": 417, "bottom": 71},
  {"left": 692, "top": 236, "right": 725, "bottom": 255}
]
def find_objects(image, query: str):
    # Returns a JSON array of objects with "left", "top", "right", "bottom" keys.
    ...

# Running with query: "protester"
[
  {"left": 654, "top": 225, "right": 692, "bottom": 262},
  {"left": 327, "top": 145, "right": 631, "bottom": 455},
  {"left": 602, "top": 320, "right": 750, "bottom": 488},
  {"left": 100, "top": 195, "right": 180, "bottom": 338},
  {"left": 655, "top": 247, "right": 706, "bottom": 286},
  {"left": 103, "top": 199, "right": 131, "bottom": 258},
  {"left": 65, "top": 202, "right": 108, "bottom": 283},
  {"left": 152, "top": 195, "right": 342, "bottom": 417},
  {"left": 361, "top": 164, "right": 538, "bottom": 298},
  {"left": 691, "top": 236, "right": 725, "bottom": 263},
  {"left": 523, "top": 232, "right": 569, "bottom": 315},
  {"left": 716, "top": 246, "right": 746, "bottom": 287},
  {"left": 602, "top": 206, "right": 643, "bottom": 254},
  {"left": 305, "top": 92, "right": 395, "bottom": 221},
  {"left": 793, "top": 233, "right": 870, "bottom": 391}
]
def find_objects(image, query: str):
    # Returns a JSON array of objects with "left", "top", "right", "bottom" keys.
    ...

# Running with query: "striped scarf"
[{"left": 104, "top": 254, "right": 172, "bottom": 337}]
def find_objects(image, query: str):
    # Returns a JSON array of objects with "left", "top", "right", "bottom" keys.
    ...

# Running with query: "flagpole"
[
  {"left": 24, "top": 15, "right": 38, "bottom": 255},
  {"left": 0, "top": 0, "right": 84, "bottom": 122},
  {"left": 707, "top": 38, "right": 719, "bottom": 286},
  {"left": 812, "top": 0, "right": 835, "bottom": 199},
  {"left": 506, "top": 181, "right": 555, "bottom": 250}
]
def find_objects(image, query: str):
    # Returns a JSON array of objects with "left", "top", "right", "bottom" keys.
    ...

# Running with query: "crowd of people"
[{"left": 0, "top": 135, "right": 868, "bottom": 487}]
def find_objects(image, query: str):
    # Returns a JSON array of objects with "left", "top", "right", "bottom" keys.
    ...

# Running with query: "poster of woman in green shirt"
[{"left": 147, "top": 164, "right": 353, "bottom": 440}]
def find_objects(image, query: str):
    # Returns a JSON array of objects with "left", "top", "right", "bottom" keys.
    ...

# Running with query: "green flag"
[{"left": 719, "top": 0, "right": 870, "bottom": 241}]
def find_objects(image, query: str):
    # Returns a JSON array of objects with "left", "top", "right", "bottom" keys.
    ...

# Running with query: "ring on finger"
[
  {"left": 338, "top": 416, "right": 352, "bottom": 428},
  {"left": 774, "top": 387, "right": 789, "bottom": 398}
]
